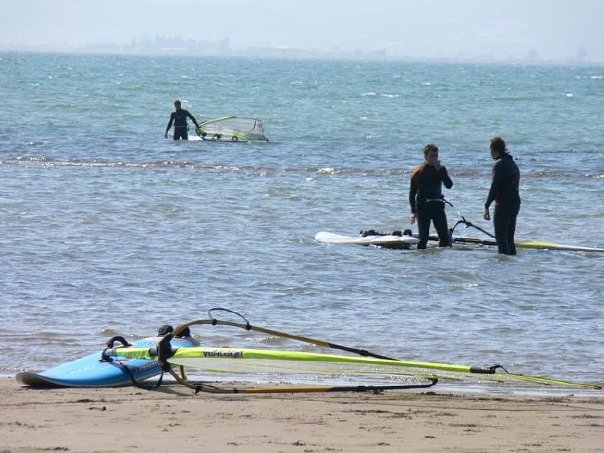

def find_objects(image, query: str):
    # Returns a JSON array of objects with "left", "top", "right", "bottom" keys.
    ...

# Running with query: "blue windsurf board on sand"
[{"left": 16, "top": 336, "right": 197, "bottom": 388}]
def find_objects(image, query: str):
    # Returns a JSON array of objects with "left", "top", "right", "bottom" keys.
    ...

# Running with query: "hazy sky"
[{"left": 1, "top": 0, "right": 603, "bottom": 61}]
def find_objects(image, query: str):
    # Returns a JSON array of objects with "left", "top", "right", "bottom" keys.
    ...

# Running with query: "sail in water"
[
  {"left": 445, "top": 217, "right": 604, "bottom": 252},
  {"left": 196, "top": 116, "right": 268, "bottom": 142}
]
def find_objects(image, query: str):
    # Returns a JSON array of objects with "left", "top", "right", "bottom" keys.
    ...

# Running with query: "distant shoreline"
[{"left": 2, "top": 47, "right": 603, "bottom": 67}]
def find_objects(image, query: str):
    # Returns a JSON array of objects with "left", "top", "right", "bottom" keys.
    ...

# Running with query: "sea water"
[{"left": 0, "top": 52, "right": 602, "bottom": 387}]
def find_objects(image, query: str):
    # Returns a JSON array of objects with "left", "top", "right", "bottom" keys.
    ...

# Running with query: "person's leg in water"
[
  {"left": 432, "top": 202, "right": 451, "bottom": 247},
  {"left": 494, "top": 204, "right": 516, "bottom": 255},
  {"left": 506, "top": 203, "right": 520, "bottom": 255},
  {"left": 173, "top": 127, "right": 188, "bottom": 140},
  {"left": 416, "top": 206, "right": 431, "bottom": 249}
]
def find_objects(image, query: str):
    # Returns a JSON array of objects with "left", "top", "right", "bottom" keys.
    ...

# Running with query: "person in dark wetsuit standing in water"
[
  {"left": 409, "top": 143, "right": 454, "bottom": 249},
  {"left": 164, "top": 100, "right": 199, "bottom": 140},
  {"left": 484, "top": 136, "right": 521, "bottom": 255}
]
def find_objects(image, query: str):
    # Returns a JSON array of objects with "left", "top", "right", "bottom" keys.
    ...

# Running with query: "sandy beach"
[{"left": 1, "top": 377, "right": 603, "bottom": 452}]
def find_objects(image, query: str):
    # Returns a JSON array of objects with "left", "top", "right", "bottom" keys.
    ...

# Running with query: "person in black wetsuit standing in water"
[
  {"left": 484, "top": 136, "right": 521, "bottom": 255},
  {"left": 165, "top": 100, "right": 199, "bottom": 140},
  {"left": 409, "top": 143, "right": 454, "bottom": 249}
]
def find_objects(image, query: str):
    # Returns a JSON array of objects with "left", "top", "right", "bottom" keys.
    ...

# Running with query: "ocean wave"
[
  {"left": 1, "top": 156, "right": 601, "bottom": 179},
  {"left": 360, "top": 92, "right": 400, "bottom": 98}
]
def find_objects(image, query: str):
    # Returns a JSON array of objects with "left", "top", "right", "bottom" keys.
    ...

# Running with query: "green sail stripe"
[
  {"left": 172, "top": 347, "right": 474, "bottom": 373},
  {"left": 516, "top": 241, "right": 604, "bottom": 252}
]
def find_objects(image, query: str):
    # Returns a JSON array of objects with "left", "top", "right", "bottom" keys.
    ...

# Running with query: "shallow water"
[{"left": 0, "top": 53, "right": 602, "bottom": 387}]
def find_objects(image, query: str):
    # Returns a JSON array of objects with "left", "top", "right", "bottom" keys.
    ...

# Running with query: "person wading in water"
[
  {"left": 409, "top": 143, "right": 454, "bottom": 249},
  {"left": 165, "top": 100, "right": 199, "bottom": 140},
  {"left": 484, "top": 136, "right": 521, "bottom": 255}
]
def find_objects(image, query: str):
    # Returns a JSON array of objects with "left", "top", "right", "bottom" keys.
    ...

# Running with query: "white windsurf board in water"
[{"left": 315, "top": 231, "right": 419, "bottom": 249}]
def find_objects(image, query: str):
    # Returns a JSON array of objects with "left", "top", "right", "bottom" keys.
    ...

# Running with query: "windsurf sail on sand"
[
  {"left": 195, "top": 116, "right": 268, "bottom": 142},
  {"left": 104, "top": 308, "right": 602, "bottom": 394}
]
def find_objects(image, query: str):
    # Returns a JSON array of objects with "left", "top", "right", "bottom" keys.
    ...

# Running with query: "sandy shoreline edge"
[{"left": 1, "top": 376, "right": 603, "bottom": 452}]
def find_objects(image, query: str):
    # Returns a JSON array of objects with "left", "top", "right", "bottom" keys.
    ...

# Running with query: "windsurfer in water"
[
  {"left": 164, "top": 100, "right": 199, "bottom": 140},
  {"left": 484, "top": 136, "right": 521, "bottom": 255},
  {"left": 409, "top": 144, "right": 453, "bottom": 249}
]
